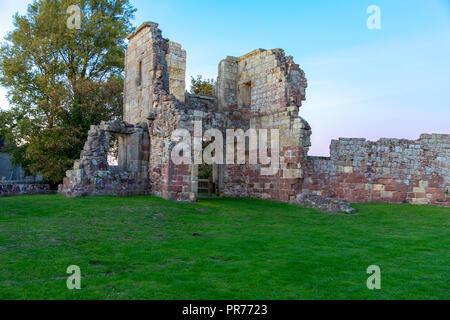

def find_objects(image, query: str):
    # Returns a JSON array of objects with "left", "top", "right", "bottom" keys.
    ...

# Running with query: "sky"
[{"left": 0, "top": 0, "right": 449, "bottom": 155}]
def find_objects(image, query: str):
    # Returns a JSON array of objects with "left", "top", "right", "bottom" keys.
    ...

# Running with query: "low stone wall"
[
  {"left": 303, "top": 134, "right": 450, "bottom": 206},
  {"left": 0, "top": 184, "right": 51, "bottom": 197}
]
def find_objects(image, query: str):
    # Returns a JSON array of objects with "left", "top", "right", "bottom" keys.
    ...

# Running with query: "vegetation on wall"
[{"left": 190, "top": 75, "right": 215, "bottom": 96}]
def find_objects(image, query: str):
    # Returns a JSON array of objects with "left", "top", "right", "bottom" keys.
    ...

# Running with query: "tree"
[
  {"left": 190, "top": 75, "right": 215, "bottom": 96},
  {"left": 0, "top": 0, "right": 135, "bottom": 183}
]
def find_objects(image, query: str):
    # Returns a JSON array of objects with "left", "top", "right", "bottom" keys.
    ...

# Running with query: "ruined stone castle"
[{"left": 59, "top": 22, "right": 450, "bottom": 210}]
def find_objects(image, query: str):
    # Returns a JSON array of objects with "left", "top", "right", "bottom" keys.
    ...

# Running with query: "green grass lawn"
[{"left": 0, "top": 194, "right": 448, "bottom": 300}]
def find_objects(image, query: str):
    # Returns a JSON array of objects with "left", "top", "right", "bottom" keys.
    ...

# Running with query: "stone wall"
[
  {"left": 167, "top": 41, "right": 186, "bottom": 103},
  {"left": 303, "top": 134, "right": 450, "bottom": 206},
  {"left": 216, "top": 48, "right": 312, "bottom": 202},
  {"left": 0, "top": 184, "right": 51, "bottom": 197},
  {"left": 127, "top": 22, "right": 196, "bottom": 201}
]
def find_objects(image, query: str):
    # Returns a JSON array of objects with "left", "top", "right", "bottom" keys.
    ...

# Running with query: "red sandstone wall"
[
  {"left": 303, "top": 134, "right": 450, "bottom": 206},
  {"left": 222, "top": 146, "right": 306, "bottom": 202}
]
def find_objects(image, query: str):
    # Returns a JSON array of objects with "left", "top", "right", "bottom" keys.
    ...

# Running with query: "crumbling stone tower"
[
  {"left": 215, "top": 50, "right": 312, "bottom": 201},
  {"left": 124, "top": 22, "right": 186, "bottom": 124},
  {"left": 123, "top": 22, "right": 196, "bottom": 201}
]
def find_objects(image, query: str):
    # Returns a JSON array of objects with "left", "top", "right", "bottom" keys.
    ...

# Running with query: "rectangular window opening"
[
  {"left": 136, "top": 60, "right": 142, "bottom": 87},
  {"left": 239, "top": 81, "right": 251, "bottom": 109}
]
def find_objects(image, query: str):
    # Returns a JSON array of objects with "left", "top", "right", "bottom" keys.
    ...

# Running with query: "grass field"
[{"left": 0, "top": 194, "right": 448, "bottom": 300}]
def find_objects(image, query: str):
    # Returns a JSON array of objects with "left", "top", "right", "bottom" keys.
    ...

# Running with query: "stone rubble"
[{"left": 295, "top": 194, "right": 356, "bottom": 214}]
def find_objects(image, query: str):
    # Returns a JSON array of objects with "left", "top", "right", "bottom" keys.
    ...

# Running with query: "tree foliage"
[
  {"left": 0, "top": 0, "right": 135, "bottom": 183},
  {"left": 190, "top": 75, "right": 215, "bottom": 96}
]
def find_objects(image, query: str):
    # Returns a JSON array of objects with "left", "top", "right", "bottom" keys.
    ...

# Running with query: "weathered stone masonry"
[
  {"left": 216, "top": 49, "right": 311, "bottom": 202},
  {"left": 0, "top": 183, "right": 51, "bottom": 197},
  {"left": 60, "top": 22, "right": 449, "bottom": 209},
  {"left": 303, "top": 134, "right": 450, "bottom": 206}
]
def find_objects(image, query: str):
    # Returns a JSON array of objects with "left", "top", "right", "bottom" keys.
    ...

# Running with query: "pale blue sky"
[{"left": 1, "top": 0, "right": 449, "bottom": 155}]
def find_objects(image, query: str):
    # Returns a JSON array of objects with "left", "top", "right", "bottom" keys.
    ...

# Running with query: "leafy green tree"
[
  {"left": 177, "top": 74, "right": 217, "bottom": 179},
  {"left": 0, "top": 0, "right": 135, "bottom": 183},
  {"left": 190, "top": 75, "right": 215, "bottom": 96}
]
